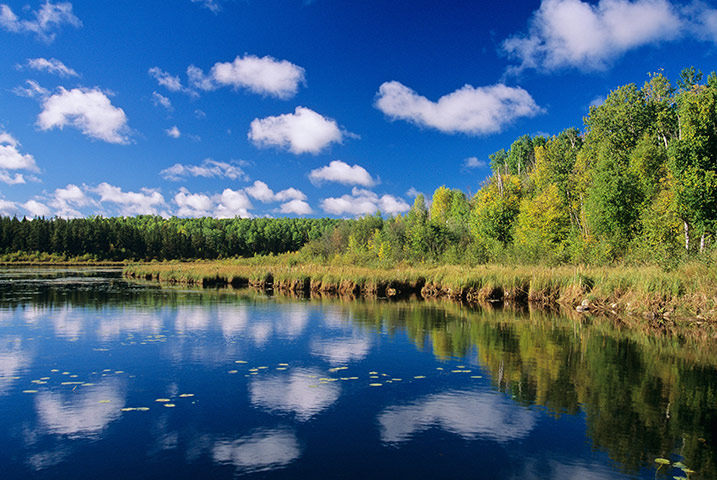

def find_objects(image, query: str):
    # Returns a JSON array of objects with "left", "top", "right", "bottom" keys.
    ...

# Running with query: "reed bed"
[{"left": 124, "top": 259, "right": 717, "bottom": 323}]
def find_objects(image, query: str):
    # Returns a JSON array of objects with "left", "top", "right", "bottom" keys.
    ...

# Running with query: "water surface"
[{"left": 0, "top": 267, "right": 715, "bottom": 479}]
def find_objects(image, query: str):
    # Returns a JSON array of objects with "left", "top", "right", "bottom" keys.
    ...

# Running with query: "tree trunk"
[
  {"left": 684, "top": 221, "right": 690, "bottom": 252},
  {"left": 700, "top": 233, "right": 705, "bottom": 253}
]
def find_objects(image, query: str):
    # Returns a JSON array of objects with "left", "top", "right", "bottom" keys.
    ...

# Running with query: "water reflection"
[
  {"left": 34, "top": 379, "right": 125, "bottom": 438},
  {"left": 212, "top": 428, "right": 301, "bottom": 473},
  {"left": 378, "top": 390, "right": 536, "bottom": 444},
  {"left": 250, "top": 368, "right": 340, "bottom": 421},
  {"left": 0, "top": 269, "right": 715, "bottom": 479}
]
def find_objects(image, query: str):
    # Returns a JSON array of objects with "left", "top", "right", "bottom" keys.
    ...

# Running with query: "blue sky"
[{"left": 0, "top": 0, "right": 715, "bottom": 218}]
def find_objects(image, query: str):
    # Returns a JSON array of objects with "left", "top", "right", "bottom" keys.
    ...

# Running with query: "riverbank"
[{"left": 124, "top": 260, "right": 717, "bottom": 324}]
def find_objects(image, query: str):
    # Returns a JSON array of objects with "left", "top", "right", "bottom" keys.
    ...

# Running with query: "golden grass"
[{"left": 124, "top": 257, "right": 717, "bottom": 322}]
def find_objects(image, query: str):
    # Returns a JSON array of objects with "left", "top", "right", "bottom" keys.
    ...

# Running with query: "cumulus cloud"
[
  {"left": 0, "top": 132, "right": 40, "bottom": 185},
  {"left": 246, "top": 180, "right": 307, "bottom": 203},
  {"left": 502, "top": 0, "right": 685, "bottom": 72},
  {"left": 0, "top": 199, "right": 20, "bottom": 216},
  {"left": 320, "top": 187, "right": 410, "bottom": 217},
  {"left": 22, "top": 57, "right": 78, "bottom": 77},
  {"left": 37, "top": 87, "right": 130, "bottom": 144},
  {"left": 188, "top": 54, "right": 305, "bottom": 99},
  {"left": 244, "top": 181, "right": 310, "bottom": 215},
  {"left": 309, "top": 160, "right": 377, "bottom": 187},
  {"left": 151, "top": 92, "right": 172, "bottom": 111},
  {"left": 249, "top": 107, "right": 345, "bottom": 154},
  {"left": 50, "top": 183, "right": 92, "bottom": 217},
  {"left": 165, "top": 126, "right": 181, "bottom": 138},
  {"left": 160, "top": 158, "right": 247, "bottom": 181},
  {"left": 94, "top": 182, "right": 167, "bottom": 216},
  {"left": 214, "top": 188, "right": 253, "bottom": 218},
  {"left": 174, "top": 187, "right": 214, "bottom": 217},
  {"left": 278, "top": 199, "right": 312, "bottom": 215},
  {"left": 376, "top": 81, "right": 542, "bottom": 135},
  {"left": 23, "top": 199, "right": 51, "bottom": 217},
  {"left": 0, "top": 1, "right": 81, "bottom": 42},
  {"left": 463, "top": 156, "right": 487, "bottom": 169}
]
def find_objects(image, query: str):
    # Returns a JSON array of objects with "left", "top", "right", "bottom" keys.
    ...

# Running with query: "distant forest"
[{"left": 2, "top": 67, "right": 716, "bottom": 265}]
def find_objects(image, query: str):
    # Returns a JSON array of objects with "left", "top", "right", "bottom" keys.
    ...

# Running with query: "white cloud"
[
  {"left": 188, "top": 54, "right": 305, "bottom": 99},
  {"left": 37, "top": 87, "right": 130, "bottom": 144},
  {"left": 320, "top": 187, "right": 410, "bottom": 217},
  {"left": 502, "top": 0, "right": 684, "bottom": 72},
  {"left": 160, "top": 158, "right": 247, "bottom": 181},
  {"left": 0, "top": 199, "right": 20, "bottom": 216},
  {"left": 165, "top": 126, "right": 181, "bottom": 138},
  {"left": 376, "top": 81, "right": 542, "bottom": 135},
  {"left": 248, "top": 107, "right": 345, "bottom": 154},
  {"left": 151, "top": 92, "right": 172, "bottom": 111},
  {"left": 215, "top": 188, "right": 253, "bottom": 218},
  {"left": 23, "top": 199, "right": 51, "bottom": 217},
  {"left": 50, "top": 183, "right": 91, "bottom": 217},
  {"left": 0, "top": 171, "right": 26, "bottom": 184},
  {"left": 0, "top": 132, "right": 39, "bottom": 172},
  {"left": 279, "top": 199, "right": 312, "bottom": 215},
  {"left": 405, "top": 187, "right": 423, "bottom": 198},
  {"left": 94, "top": 182, "right": 167, "bottom": 216},
  {"left": 463, "top": 156, "right": 487, "bottom": 169},
  {"left": 0, "top": 1, "right": 81, "bottom": 42},
  {"left": 148, "top": 67, "right": 183, "bottom": 91},
  {"left": 309, "top": 160, "right": 377, "bottom": 187},
  {"left": 22, "top": 57, "right": 79, "bottom": 77},
  {"left": 12, "top": 79, "right": 49, "bottom": 99},
  {"left": 174, "top": 187, "right": 213, "bottom": 217},
  {"left": 246, "top": 180, "right": 307, "bottom": 203}
]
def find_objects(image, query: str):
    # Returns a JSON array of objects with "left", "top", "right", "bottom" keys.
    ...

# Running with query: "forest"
[{"left": 1, "top": 67, "right": 716, "bottom": 267}]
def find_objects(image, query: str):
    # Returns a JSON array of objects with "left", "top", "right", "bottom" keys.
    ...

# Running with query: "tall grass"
[{"left": 124, "top": 255, "right": 717, "bottom": 323}]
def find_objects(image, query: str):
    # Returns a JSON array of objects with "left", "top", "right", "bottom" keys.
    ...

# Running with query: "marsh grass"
[{"left": 124, "top": 255, "right": 717, "bottom": 322}]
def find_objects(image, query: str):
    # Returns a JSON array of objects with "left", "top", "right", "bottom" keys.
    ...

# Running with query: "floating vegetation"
[
  {"left": 249, "top": 368, "right": 258, "bottom": 372},
  {"left": 163, "top": 403, "right": 175, "bottom": 408},
  {"left": 414, "top": 375, "right": 426, "bottom": 379},
  {"left": 470, "top": 376, "right": 483, "bottom": 379},
  {"left": 278, "top": 363, "right": 289, "bottom": 367},
  {"left": 115, "top": 371, "right": 124, "bottom": 374},
  {"left": 179, "top": 393, "right": 194, "bottom": 398},
  {"left": 235, "top": 360, "right": 248, "bottom": 364},
  {"left": 61, "top": 381, "right": 83, "bottom": 385},
  {"left": 40, "top": 377, "right": 50, "bottom": 380},
  {"left": 155, "top": 398, "right": 171, "bottom": 402},
  {"left": 22, "top": 390, "right": 38, "bottom": 394},
  {"left": 99, "top": 400, "right": 111, "bottom": 403},
  {"left": 369, "top": 383, "right": 382, "bottom": 387},
  {"left": 369, "top": 371, "right": 378, "bottom": 375},
  {"left": 121, "top": 407, "right": 150, "bottom": 412},
  {"left": 82, "top": 383, "right": 95, "bottom": 386},
  {"left": 393, "top": 378, "right": 402, "bottom": 381},
  {"left": 436, "top": 367, "right": 444, "bottom": 371},
  {"left": 276, "top": 367, "right": 287, "bottom": 370},
  {"left": 655, "top": 458, "right": 671, "bottom": 465},
  {"left": 329, "top": 366, "right": 348, "bottom": 373},
  {"left": 228, "top": 370, "right": 238, "bottom": 374},
  {"left": 31, "top": 380, "right": 47, "bottom": 384},
  {"left": 50, "top": 369, "right": 59, "bottom": 373}
]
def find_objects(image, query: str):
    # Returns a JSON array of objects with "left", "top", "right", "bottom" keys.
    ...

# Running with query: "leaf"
[{"left": 655, "top": 458, "right": 671, "bottom": 465}]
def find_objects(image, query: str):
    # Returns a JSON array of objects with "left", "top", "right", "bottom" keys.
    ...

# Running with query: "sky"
[{"left": 0, "top": 0, "right": 716, "bottom": 219}]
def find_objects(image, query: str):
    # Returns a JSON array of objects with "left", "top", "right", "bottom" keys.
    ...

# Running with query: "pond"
[{"left": 0, "top": 267, "right": 715, "bottom": 479}]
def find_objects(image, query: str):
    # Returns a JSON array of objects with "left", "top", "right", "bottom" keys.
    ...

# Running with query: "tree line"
[
  {"left": 0, "top": 216, "right": 339, "bottom": 260},
  {"left": 305, "top": 67, "right": 717, "bottom": 266}
]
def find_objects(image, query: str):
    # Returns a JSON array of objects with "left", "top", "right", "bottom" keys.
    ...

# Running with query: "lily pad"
[{"left": 655, "top": 458, "right": 671, "bottom": 465}]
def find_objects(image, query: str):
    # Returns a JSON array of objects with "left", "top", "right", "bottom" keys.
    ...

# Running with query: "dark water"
[{"left": 0, "top": 268, "right": 715, "bottom": 479}]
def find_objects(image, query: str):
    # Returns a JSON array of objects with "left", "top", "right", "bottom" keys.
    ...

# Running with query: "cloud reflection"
[
  {"left": 310, "top": 335, "right": 371, "bottom": 364},
  {"left": 249, "top": 368, "right": 340, "bottom": 421},
  {"left": 35, "top": 380, "right": 125, "bottom": 438},
  {"left": 378, "top": 390, "right": 536, "bottom": 444},
  {"left": 0, "top": 336, "right": 32, "bottom": 396},
  {"left": 212, "top": 428, "right": 300, "bottom": 473}
]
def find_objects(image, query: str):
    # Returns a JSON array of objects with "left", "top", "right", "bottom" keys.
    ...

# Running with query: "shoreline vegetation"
[{"left": 123, "top": 256, "right": 717, "bottom": 327}]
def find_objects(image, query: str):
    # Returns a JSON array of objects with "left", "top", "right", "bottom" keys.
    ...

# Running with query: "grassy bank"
[{"left": 124, "top": 257, "right": 717, "bottom": 324}]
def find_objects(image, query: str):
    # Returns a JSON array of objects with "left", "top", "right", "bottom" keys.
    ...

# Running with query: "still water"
[{"left": 0, "top": 268, "right": 715, "bottom": 479}]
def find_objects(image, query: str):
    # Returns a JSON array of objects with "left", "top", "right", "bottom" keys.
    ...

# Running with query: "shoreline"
[{"left": 123, "top": 261, "right": 717, "bottom": 326}]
